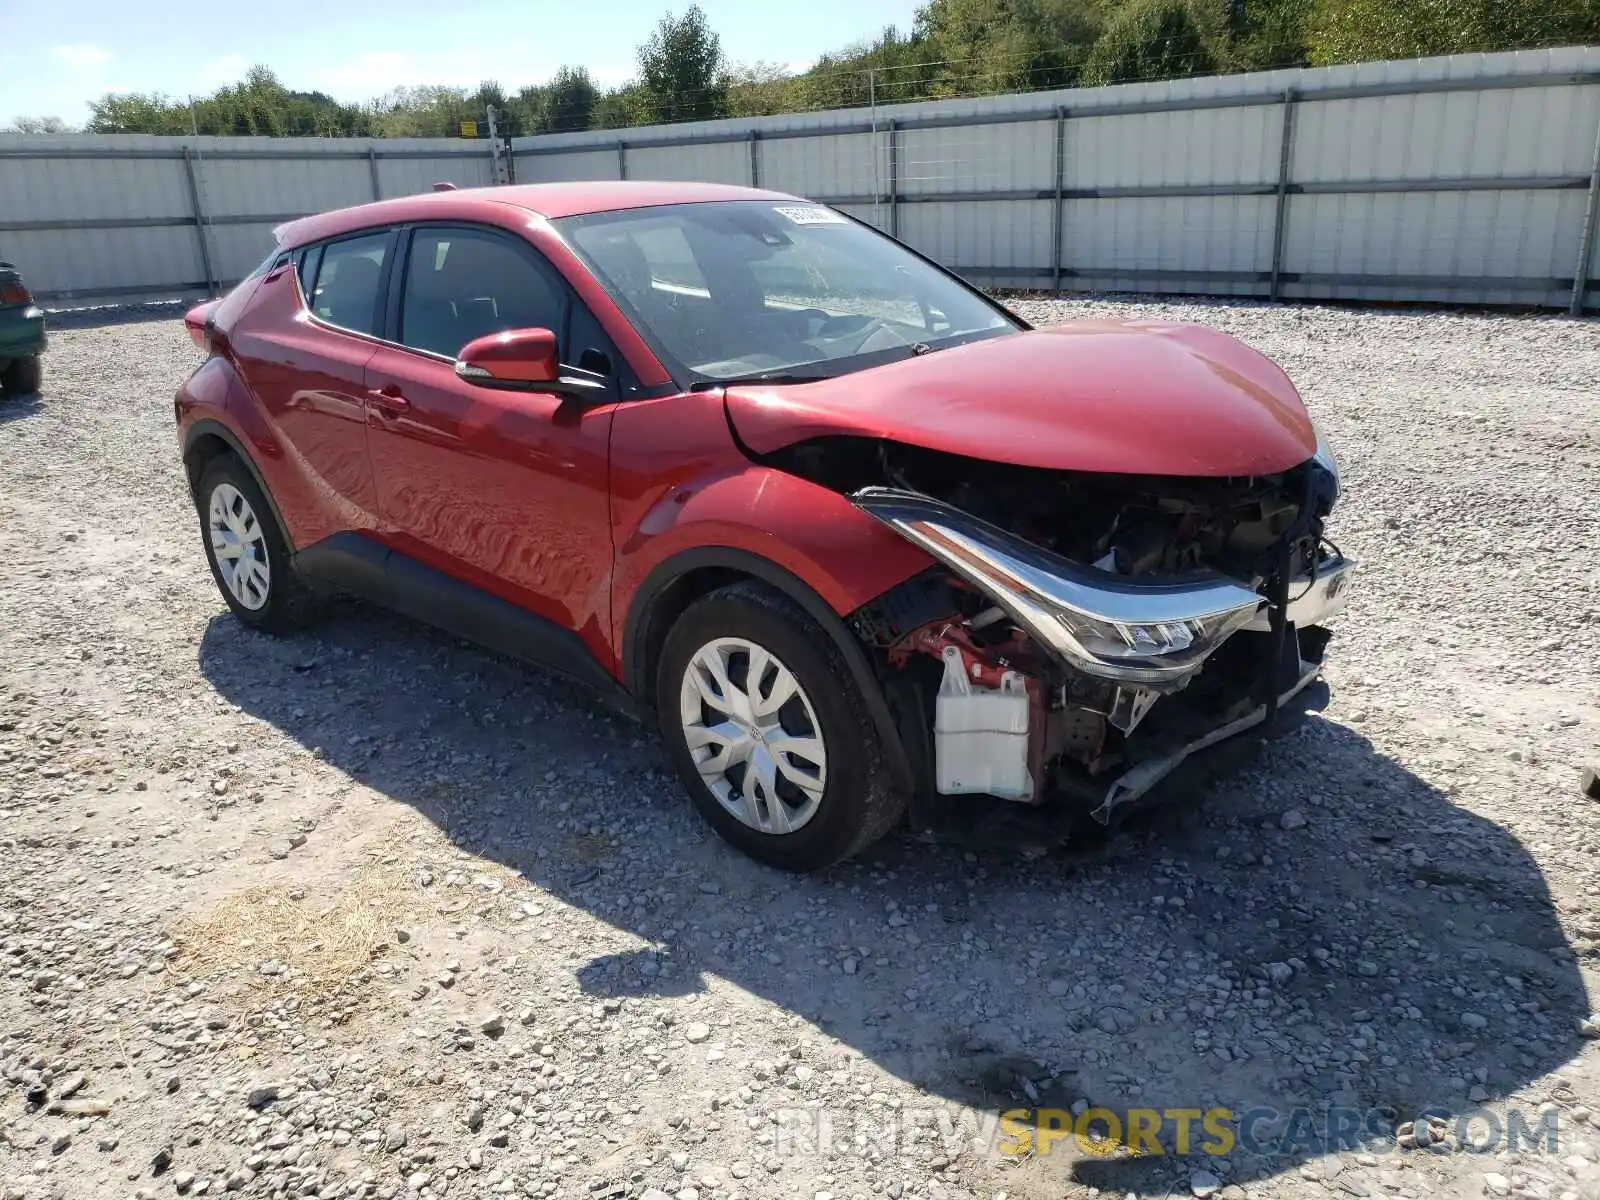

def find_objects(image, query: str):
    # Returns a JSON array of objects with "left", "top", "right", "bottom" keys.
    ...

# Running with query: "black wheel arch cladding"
[{"left": 183, "top": 419, "right": 296, "bottom": 554}]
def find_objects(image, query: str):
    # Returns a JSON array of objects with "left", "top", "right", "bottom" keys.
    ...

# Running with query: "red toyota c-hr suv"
[{"left": 175, "top": 181, "right": 1354, "bottom": 870}]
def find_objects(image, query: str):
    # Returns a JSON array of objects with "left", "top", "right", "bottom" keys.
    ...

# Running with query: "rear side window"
[
  {"left": 398, "top": 227, "right": 567, "bottom": 359},
  {"left": 308, "top": 233, "right": 390, "bottom": 336}
]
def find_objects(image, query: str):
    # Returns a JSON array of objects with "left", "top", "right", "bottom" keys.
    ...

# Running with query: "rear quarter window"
[{"left": 296, "top": 246, "right": 322, "bottom": 301}]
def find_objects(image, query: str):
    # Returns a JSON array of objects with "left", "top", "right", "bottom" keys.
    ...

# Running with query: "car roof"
[{"left": 273, "top": 180, "right": 806, "bottom": 248}]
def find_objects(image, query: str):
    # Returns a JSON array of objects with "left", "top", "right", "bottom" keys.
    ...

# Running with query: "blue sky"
[{"left": 0, "top": 0, "right": 924, "bottom": 126}]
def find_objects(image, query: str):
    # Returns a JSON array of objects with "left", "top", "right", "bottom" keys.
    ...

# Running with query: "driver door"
[{"left": 363, "top": 224, "right": 619, "bottom": 637}]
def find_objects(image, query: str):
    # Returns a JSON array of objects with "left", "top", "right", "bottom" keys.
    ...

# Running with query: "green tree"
[
  {"left": 1306, "top": 0, "right": 1600, "bottom": 64},
  {"left": 914, "top": 0, "right": 1102, "bottom": 95},
  {"left": 88, "top": 92, "right": 189, "bottom": 134},
  {"left": 1225, "top": 0, "right": 1312, "bottom": 70},
  {"left": 87, "top": 65, "right": 371, "bottom": 136},
  {"left": 69, "top": 0, "right": 1600, "bottom": 142},
  {"left": 1082, "top": 0, "right": 1220, "bottom": 84},
  {"left": 472, "top": 80, "right": 516, "bottom": 136},
  {"left": 801, "top": 26, "right": 935, "bottom": 110},
  {"left": 727, "top": 62, "right": 802, "bottom": 117},
  {"left": 593, "top": 84, "right": 650, "bottom": 129},
  {"left": 544, "top": 67, "right": 600, "bottom": 132},
  {"left": 638, "top": 4, "right": 728, "bottom": 123}
]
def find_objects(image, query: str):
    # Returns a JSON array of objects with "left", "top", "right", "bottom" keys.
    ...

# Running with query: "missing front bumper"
[
  {"left": 1243, "top": 555, "right": 1356, "bottom": 633},
  {"left": 904, "top": 654, "right": 1326, "bottom": 851},
  {"left": 1090, "top": 655, "right": 1324, "bottom": 822}
]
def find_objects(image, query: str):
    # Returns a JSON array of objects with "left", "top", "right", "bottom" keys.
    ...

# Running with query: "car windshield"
[{"left": 556, "top": 201, "right": 1017, "bottom": 385}]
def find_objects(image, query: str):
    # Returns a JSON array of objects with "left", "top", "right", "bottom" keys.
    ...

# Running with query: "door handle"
[{"left": 366, "top": 384, "right": 411, "bottom": 414}]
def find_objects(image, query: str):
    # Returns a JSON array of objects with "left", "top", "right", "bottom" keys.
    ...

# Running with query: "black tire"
[
  {"left": 656, "top": 581, "right": 905, "bottom": 871},
  {"left": 195, "top": 455, "right": 316, "bottom": 633},
  {"left": 0, "top": 354, "right": 41, "bottom": 395}
]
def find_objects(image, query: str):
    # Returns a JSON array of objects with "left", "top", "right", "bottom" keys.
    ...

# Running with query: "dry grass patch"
[{"left": 170, "top": 867, "right": 412, "bottom": 997}]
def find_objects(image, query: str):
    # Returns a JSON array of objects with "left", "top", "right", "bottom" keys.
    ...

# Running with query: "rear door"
[
  {"left": 228, "top": 230, "right": 396, "bottom": 543},
  {"left": 362, "top": 223, "right": 620, "bottom": 643}
]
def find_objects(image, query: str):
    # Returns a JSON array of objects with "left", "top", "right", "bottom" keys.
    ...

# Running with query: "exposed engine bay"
[
  {"left": 766, "top": 436, "right": 1354, "bottom": 826},
  {"left": 775, "top": 438, "right": 1329, "bottom": 584}
]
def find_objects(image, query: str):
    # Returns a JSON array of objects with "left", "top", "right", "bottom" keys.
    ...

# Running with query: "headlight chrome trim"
[{"left": 851, "top": 487, "right": 1264, "bottom": 689}]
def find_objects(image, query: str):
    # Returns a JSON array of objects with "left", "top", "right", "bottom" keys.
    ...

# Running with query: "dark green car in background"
[{"left": 0, "top": 261, "right": 45, "bottom": 396}]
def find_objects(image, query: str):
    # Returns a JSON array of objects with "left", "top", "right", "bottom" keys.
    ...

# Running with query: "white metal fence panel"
[
  {"left": 756, "top": 132, "right": 880, "bottom": 198},
  {"left": 1065, "top": 195, "right": 1277, "bottom": 279},
  {"left": 625, "top": 140, "right": 748, "bottom": 185},
  {"left": 0, "top": 134, "right": 491, "bottom": 304},
  {"left": 14, "top": 225, "right": 206, "bottom": 298},
  {"left": 1, "top": 47, "right": 1598, "bottom": 311},
  {"left": 500, "top": 47, "right": 1600, "bottom": 312},
  {"left": 903, "top": 199, "right": 1055, "bottom": 282},
  {"left": 519, "top": 149, "right": 621, "bottom": 184},
  {"left": 1066, "top": 105, "right": 1280, "bottom": 190},
  {"left": 1, "top": 154, "right": 191, "bottom": 223},
  {"left": 200, "top": 156, "right": 371, "bottom": 219},
  {"left": 897, "top": 121, "right": 1054, "bottom": 194}
]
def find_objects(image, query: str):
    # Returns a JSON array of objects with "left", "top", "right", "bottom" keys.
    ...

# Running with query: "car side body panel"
[
  {"left": 176, "top": 355, "right": 318, "bottom": 546},
  {"left": 362, "top": 343, "right": 620, "bottom": 673},
  {"left": 222, "top": 266, "right": 385, "bottom": 548},
  {"left": 606, "top": 389, "right": 936, "bottom": 669}
]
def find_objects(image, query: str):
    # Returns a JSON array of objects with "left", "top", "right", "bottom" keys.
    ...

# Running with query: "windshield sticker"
[{"left": 773, "top": 204, "right": 847, "bottom": 226}]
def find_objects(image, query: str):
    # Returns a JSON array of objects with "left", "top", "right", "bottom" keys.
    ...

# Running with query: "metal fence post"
[
  {"left": 749, "top": 131, "right": 761, "bottom": 188},
  {"left": 367, "top": 146, "right": 382, "bottom": 200},
  {"left": 181, "top": 146, "right": 219, "bottom": 299},
  {"left": 486, "top": 105, "right": 512, "bottom": 186},
  {"left": 1269, "top": 87, "right": 1298, "bottom": 302},
  {"left": 618, "top": 141, "right": 628, "bottom": 181},
  {"left": 886, "top": 119, "right": 899, "bottom": 239},
  {"left": 1570, "top": 108, "right": 1600, "bottom": 316},
  {"left": 1052, "top": 107, "right": 1067, "bottom": 295}
]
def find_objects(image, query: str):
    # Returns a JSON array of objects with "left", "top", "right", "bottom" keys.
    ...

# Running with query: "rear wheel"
[
  {"left": 657, "top": 581, "right": 904, "bottom": 871},
  {"left": 0, "top": 354, "right": 40, "bottom": 395},
  {"left": 196, "top": 455, "right": 316, "bottom": 633}
]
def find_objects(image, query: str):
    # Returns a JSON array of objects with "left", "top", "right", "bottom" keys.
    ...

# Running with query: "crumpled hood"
[{"left": 723, "top": 320, "right": 1318, "bottom": 477}]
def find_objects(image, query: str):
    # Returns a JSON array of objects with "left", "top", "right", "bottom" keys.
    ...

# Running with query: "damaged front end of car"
[{"left": 774, "top": 436, "right": 1354, "bottom": 843}]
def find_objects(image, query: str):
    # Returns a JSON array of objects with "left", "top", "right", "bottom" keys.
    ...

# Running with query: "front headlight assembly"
[{"left": 852, "top": 488, "right": 1263, "bottom": 690}]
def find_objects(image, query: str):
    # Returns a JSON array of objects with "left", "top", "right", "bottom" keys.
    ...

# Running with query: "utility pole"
[{"left": 486, "top": 104, "right": 512, "bottom": 186}]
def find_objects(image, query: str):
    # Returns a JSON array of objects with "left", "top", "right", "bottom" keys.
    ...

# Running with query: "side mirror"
[{"left": 453, "top": 328, "right": 608, "bottom": 399}]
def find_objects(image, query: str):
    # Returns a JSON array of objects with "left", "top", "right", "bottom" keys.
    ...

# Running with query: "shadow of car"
[{"left": 198, "top": 603, "right": 1590, "bottom": 1194}]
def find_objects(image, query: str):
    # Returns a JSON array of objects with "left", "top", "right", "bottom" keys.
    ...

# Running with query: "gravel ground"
[{"left": 1, "top": 298, "right": 1598, "bottom": 1200}]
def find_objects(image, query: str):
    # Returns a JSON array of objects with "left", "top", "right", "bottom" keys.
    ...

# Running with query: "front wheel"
[{"left": 656, "top": 582, "right": 905, "bottom": 871}]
